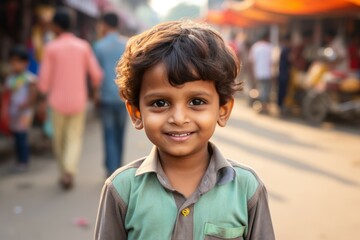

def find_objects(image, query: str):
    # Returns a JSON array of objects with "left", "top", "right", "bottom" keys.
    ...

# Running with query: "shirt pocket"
[{"left": 204, "top": 222, "right": 245, "bottom": 240}]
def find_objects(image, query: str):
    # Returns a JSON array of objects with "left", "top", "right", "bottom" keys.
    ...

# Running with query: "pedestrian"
[
  {"left": 277, "top": 34, "right": 292, "bottom": 112},
  {"left": 95, "top": 20, "right": 275, "bottom": 240},
  {"left": 249, "top": 30, "right": 273, "bottom": 113},
  {"left": 4, "top": 46, "right": 37, "bottom": 173},
  {"left": 93, "top": 12, "right": 128, "bottom": 177},
  {"left": 37, "top": 8, "right": 103, "bottom": 189}
]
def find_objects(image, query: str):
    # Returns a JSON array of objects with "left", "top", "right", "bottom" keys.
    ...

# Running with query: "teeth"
[{"left": 170, "top": 133, "right": 190, "bottom": 137}]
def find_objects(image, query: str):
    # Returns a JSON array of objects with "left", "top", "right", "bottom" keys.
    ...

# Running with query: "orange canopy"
[
  {"left": 206, "top": 0, "right": 360, "bottom": 27},
  {"left": 227, "top": 0, "right": 360, "bottom": 16},
  {"left": 205, "top": 9, "right": 256, "bottom": 27},
  {"left": 348, "top": 0, "right": 360, "bottom": 5},
  {"left": 205, "top": 6, "right": 288, "bottom": 28}
]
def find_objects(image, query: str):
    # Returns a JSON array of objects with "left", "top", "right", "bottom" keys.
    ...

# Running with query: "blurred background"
[{"left": 0, "top": 0, "right": 360, "bottom": 239}]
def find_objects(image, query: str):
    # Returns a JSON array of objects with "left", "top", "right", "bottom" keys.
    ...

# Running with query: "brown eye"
[
  {"left": 152, "top": 100, "right": 169, "bottom": 107},
  {"left": 189, "top": 99, "right": 205, "bottom": 106}
]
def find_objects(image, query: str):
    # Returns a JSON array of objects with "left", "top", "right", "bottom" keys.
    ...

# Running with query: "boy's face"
[
  {"left": 10, "top": 57, "right": 28, "bottom": 74},
  {"left": 126, "top": 63, "right": 233, "bottom": 161}
]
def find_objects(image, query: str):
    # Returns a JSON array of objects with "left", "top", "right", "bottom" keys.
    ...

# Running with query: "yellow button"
[{"left": 181, "top": 208, "right": 190, "bottom": 217}]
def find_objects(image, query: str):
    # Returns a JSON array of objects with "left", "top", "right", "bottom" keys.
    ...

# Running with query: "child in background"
[
  {"left": 95, "top": 20, "right": 275, "bottom": 240},
  {"left": 5, "top": 46, "right": 37, "bottom": 173}
]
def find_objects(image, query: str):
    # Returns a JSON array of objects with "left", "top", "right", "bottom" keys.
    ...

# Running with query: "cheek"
[
  {"left": 142, "top": 113, "right": 164, "bottom": 130},
  {"left": 193, "top": 109, "right": 219, "bottom": 129}
]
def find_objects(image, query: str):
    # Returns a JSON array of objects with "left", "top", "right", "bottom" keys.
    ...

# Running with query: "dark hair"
[
  {"left": 260, "top": 29, "right": 270, "bottom": 41},
  {"left": 116, "top": 20, "right": 240, "bottom": 108},
  {"left": 53, "top": 8, "right": 71, "bottom": 31},
  {"left": 324, "top": 28, "right": 337, "bottom": 38},
  {"left": 102, "top": 12, "right": 119, "bottom": 28},
  {"left": 9, "top": 45, "right": 29, "bottom": 61}
]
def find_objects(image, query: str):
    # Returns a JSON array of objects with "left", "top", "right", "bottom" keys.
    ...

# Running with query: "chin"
[{"left": 160, "top": 147, "right": 194, "bottom": 157}]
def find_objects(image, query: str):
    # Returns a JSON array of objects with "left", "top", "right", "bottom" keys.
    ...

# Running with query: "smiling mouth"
[
  {"left": 165, "top": 131, "right": 194, "bottom": 141},
  {"left": 167, "top": 132, "right": 192, "bottom": 137}
]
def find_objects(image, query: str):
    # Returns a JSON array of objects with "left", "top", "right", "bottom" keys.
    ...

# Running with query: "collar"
[{"left": 135, "top": 142, "right": 235, "bottom": 187}]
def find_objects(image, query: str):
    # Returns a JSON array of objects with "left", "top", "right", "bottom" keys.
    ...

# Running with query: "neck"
[
  {"left": 105, "top": 29, "right": 117, "bottom": 35},
  {"left": 56, "top": 28, "right": 71, "bottom": 36},
  {"left": 158, "top": 145, "right": 210, "bottom": 175}
]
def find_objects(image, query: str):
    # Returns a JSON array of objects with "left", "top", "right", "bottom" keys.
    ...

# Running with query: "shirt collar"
[
  {"left": 135, "top": 142, "right": 235, "bottom": 186},
  {"left": 135, "top": 146, "right": 158, "bottom": 176}
]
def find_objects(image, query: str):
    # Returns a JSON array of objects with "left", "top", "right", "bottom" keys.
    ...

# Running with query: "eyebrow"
[{"left": 143, "top": 90, "right": 213, "bottom": 100}]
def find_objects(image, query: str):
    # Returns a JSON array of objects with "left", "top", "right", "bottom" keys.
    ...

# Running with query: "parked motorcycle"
[
  {"left": 283, "top": 48, "right": 331, "bottom": 112},
  {"left": 302, "top": 62, "right": 360, "bottom": 124}
]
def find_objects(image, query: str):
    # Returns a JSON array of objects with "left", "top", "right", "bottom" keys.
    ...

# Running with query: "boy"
[
  {"left": 95, "top": 21, "right": 275, "bottom": 240},
  {"left": 5, "top": 46, "right": 36, "bottom": 173}
]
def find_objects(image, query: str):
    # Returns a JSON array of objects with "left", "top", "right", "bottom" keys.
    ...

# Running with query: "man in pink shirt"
[{"left": 38, "top": 8, "right": 103, "bottom": 189}]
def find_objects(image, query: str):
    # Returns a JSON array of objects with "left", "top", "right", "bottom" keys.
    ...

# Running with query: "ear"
[
  {"left": 217, "top": 97, "right": 234, "bottom": 127},
  {"left": 126, "top": 101, "right": 143, "bottom": 130}
]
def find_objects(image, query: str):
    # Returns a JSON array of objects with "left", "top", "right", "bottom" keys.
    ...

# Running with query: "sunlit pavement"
[{"left": 0, "top": 97, "right": 359, "bottom": 240}]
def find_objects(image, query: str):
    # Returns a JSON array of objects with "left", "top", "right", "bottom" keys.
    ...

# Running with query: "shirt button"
[{"left": 181, "top": 208, "right": 190, "bottom": 217}]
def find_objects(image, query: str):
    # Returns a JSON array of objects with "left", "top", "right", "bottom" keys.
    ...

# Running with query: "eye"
[
  {"left": 152, "top": 99, "right": 169, "bottom": 107},
  {"left": 189, "top": 98, "right": 206, "bottom": 106}
]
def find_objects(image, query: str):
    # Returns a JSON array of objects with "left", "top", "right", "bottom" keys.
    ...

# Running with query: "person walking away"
[
  {"left": 94, "top": 13, "right": 128, "bottom": 177},
  {"left": 37, "top": 8, "right": 103, "bottom": 189},
  {"left": 277, "top": 34, "right": 292, "bottom": 113},
  {"left": 5, "top": 46, "right": 37, "bottom": 173},
  {"left": 249, "top": 30, "right": 273, "bottom": 113}
]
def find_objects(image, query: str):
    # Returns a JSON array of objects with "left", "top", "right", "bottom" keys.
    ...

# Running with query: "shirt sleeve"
[
  {"left": 37, "top": 46, "right": 52, "bottom": 94},
  {"left": 86, "top": 43, "right": 103, "bottom": 88},
  {"left": 95, "top": 181, "right": 127, "bottom": 240},
  {"left": 245, "top": 184, "right": 275, "bottom": 240}
]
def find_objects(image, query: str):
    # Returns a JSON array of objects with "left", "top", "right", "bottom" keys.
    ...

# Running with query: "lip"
[{"left": 165, "top": 131, "right": 194, "bottom": 142}]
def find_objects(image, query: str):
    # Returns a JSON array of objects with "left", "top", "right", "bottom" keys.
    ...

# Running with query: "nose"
[{"left": 168, "top": 105, "right": 190, "bottom": 125}]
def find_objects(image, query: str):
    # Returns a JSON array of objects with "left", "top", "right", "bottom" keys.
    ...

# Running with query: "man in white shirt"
[{"left": 249, "top": 31, "right": 273, "bottom": 113}]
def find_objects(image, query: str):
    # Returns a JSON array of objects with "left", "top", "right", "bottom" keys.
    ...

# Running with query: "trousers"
[
  {"left": 99, "top": 102, "right": 127, "bottom": 176},
  {"left": 52, "top": 109, "right": 85, "bottom": 176}
]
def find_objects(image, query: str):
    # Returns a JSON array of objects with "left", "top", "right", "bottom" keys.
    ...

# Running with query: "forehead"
[{"left": 140, "top": 63, "right": 217, "bottom": 98}]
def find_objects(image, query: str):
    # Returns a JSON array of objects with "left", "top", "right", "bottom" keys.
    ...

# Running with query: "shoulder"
[
  {"left": 44, "top": 39, "right": 58, "bottom": 51},
  {"left": 229, "top": 160, "right": 260, "bottom": 183},
  {"left": 93, "top": 38, "right": 106, "bottom": 49},
  {"left": 106, "top": 158, "right": 146, "bottom": 200},
  {"left": 228, "top": 159, "right": 263, "bottom": 201},
  {"left": 65, "top": 35, "right": 92, "bottom": 51},
  {"left": 77, "top": 37, "right": 92, "bottom": 49}
]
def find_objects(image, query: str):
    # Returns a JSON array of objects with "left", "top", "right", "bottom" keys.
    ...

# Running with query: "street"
[{"left": 0, "top": 97, "right": 359, "bottom": 240}]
